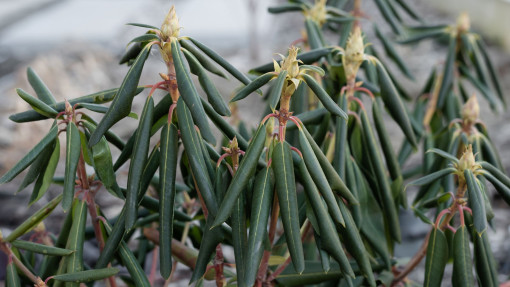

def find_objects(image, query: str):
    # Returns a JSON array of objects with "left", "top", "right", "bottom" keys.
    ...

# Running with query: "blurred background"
[{"left": 0, "top": 0, "right": 509, "bottom": 285}]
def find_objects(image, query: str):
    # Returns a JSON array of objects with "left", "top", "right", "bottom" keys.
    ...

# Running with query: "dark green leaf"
[
  {"left": 159, "top": 123, "right": 179, "bottom": 279},
  {"left": 212, "top": 122, "right": 266, "bottom": 227},
  {"left": 66, "top": 199, "right": 88, "bottom": 283},
  {"left": 360, "top": 110, "right": 401, "bottom": 242},
  {"left": 176, "top": 97, "right": 218, "bottom": 215},
  {"left": 406, "top": 167, "right": 456, "bottom": 188},
  {"left": 301, "top": 74, "right": 347, "bottom": 119},
  {"left": 473, "top": 230, "right": 499, "bottom": 287},
  {"left": 298, "top": 129, "right": 344, "bottom": 226},
  {"left": 373, "top": 98, "right": 401, "bottom": 180},
  {"left": 89, "top": 43, "right": 152, "bottom": 146},
  {"left": 423, "top": 227, "right": 448, "bottom": 287},
  {"left": 294, "top": 155, "right": 354, "bottom": 278},
  {"left": 482, "top": 171, "right": 510, "bottom": 205},
  {"left": 305, "top": 18, "right": 323, "bottom": 50},
  {"left": 16, "top": 88, "right": 57, "bottom": 118},
  {"left": 476, "top": 38, "right": 506, "bottom": 107},
  {"left": 10, "top": 88, "right": 138, "bottom": 123},
  {"left": 27, "top": 67, "right": 56, "bottom": 104},
  {"left": 374, "top": 26, "right": 413, "bottom": 79},
  {"left": 465, "top": 169, "right": 487, "bottom": 236},
  {"left": 52, "top": 268, "right": 119, "bottom": 283},
  {"left": 29, "top": 138, "right": 60, "bottom": 204},
  {"left": 179, "top": 39, "right": 228, "bottom": 78},
  {"left": 126, "top": 96, "right": 154, "bottom": 229},
  {"left": 188, "top": 37, "right": 252, "bottom": 85},
  {"left": 231, "top": 73, "right": 274, "bottom": 102},
  {"left": 437, "top": 35, "right": 457, "bottom": 109},
  {"left": 244, "top": 167, "right": 275, "bottom": 287},
  {"left": 12, "top": 240, "right": 73, "bottom": 256},
  {"left": 373, "top": 0, "right": 402, "bottom": 34},
  {"left": 182, "top": 48, "right": 231, "bottom": 116},
  {"left": 268, "top": 3, "right": 305, "bottom": 13},
  {"left": 374, "top": 60, "right": 417, "bottom": 147},
  {"left": 171, "top": 38, "right": 216, "bottom": 144},
  {"left": 452, "top": 225, "right": 474, "bottom": 287},
  {"left": 268, "top": 70, "right": 287, "bottom": 112},
  {"left": 273, "top": 141, "right": 304, "bottom": 273},
  {"left": 128, "top": 34, "right": 159, "bottom": 45},
  {"left": 6, "top": 261, "right": 21, "bottom": 287},
  {"left": 126, "top": 22, "right": 159, "bottom": 30},
  {"left": 63, "top": 122, "right": 81, "bottom": 212}
]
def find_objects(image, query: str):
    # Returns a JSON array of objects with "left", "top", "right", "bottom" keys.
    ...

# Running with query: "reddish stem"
[
  {"left": 261, "top": 113, "right": 278, "bottom": 125},
  {"left": 290, "top": 146, "right": 303, "bottom": 158},
  {"left": 353, "top": 86, "right": 375, "bottom": 99},
  {"left": 434, "top": 209, "right": 451, "bottom": 228}
]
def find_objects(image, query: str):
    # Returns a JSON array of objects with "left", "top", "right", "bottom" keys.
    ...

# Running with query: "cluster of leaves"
[{"left": 0, "top": 1, "right": 508, "bottom": 287}]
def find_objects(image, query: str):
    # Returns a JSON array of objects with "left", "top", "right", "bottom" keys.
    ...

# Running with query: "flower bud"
[
  {"left": 456, "top": 12, "right": 470, "bottom": 34},
  {"left": 343, "top": 27, "right": 365, "bottom": 80},
  {"left": 305, "top": 0, "right": 327, "bottom": 27},
  {"left": 161, "top": 6, "right": 180, "bottom": 41},
  {"left": 280, "top": 46, "right": 300, "bottom": 79},
  {"left": 461, "top": 95, "right": 479, "bottom": 126},
  {"left": 458, "top": 145, "right": 476, "bottom": 172}
]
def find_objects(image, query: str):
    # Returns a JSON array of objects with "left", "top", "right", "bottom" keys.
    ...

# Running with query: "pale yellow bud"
[
  {"left": 280, "top": 46, "right": 301, "bottom": 79},
  {"left": 161, "top": 6, "right": 180, "bottom": 40},
  {"left": 458, "top": 145, "right": 476, "bottom": 172},
  {"left": 461, "top": 95, "right": 479, "bottom": 126},
  {"left": 343, "top": 27, "right": 365, "bottom": 80},
  {"left": 456, "top": 12, "right": 470, "bottom": 34},
  {"left": 305, "top": 0, "right": 327, "bottom": 27}
]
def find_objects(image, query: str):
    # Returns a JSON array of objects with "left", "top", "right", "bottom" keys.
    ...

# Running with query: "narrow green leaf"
[
  {"left": 394, "top": 0, "right": 422, "bottom": 21},
  {"left": 177, "top": 97, "right": 218, "bottom": 217},
  {"left": 188, "top": 37, "right": 252, "bottom": 85},
  {"left": 452, "top": 225, "right": 474, "bottom": 287},
  {"left": 407, "top": 167, "right": 456, "bottom": 188},
  {"left": 126, "top": 96, "right": 154, "bottom": 229},
  {"left": 120, "top": 42, "right": 143, "bottom": 65},
  {"left": 63, "top": 122, "right": 81, "bottom": 212},
  {"left": 268, "top": 70, "right": 288, "bottom": 112},
  {"left": 374, "top": 26, "right": 413, "bottom": 79},
  {"left": 301, "top": 125, "right": 358, "bottom": 204},
  {"left": 66, "top": 199, "right": 88, "bottom": 286},
  {"left": 373, "top": 0, "right": 402, "bottom": 34},
  {"left": 423, "top": 227, "right": 448, "bottom": 287},
  {"left": 52, "top": 268, "right": 119, "bottom": 283},
  {"left": 171, "top": 38, "right": 215, "bottom": 144},
  {"left": 338, "top": 200, "right": 375, "bottom": 286},
  {"left": 294, "top": 155, "right": 354, "bottom": 278},
  {"left": 16, "top": 88, "right": 58, "bottom": 118},
  {"left": 29, "top": 138, "right": 60, "bottom": 205},
  {"left": 333, "top": 94, "right": 348, "bottom": 179},
  {"left": 231, "top": 73, "right": 274, "bottom": 102},
  {"left": 421, "top": 192, "right": 452, "bottom": 209},
  {"left": 373, "top": 98, "right": 401, "bottom": 180},
  {"left": 374, "top": 60, "right": 417, "bottom": 147},
  {"left": 11, "top": 240, "right": 73, "bottom": 256},
  {"left": 360, "top": 110, "right": 401, "bottom": 242},
  {"left": 298, "top": 129, "right": 344, "bottom": 226},
  {"left": 465, "top": 169, "right": 487, "bottom": 236},
  {"left": 10, "top": 88, "right": 138, "bottom": 123},
  {"left": 128, "top": 34, "right": 159, "bottom": 45},
  {"left": 179, "top": 39, "right": 228, "bottom": 78},
  {"left": 102, "top": 220, "right": 151, "bottom": 286},
  {"left": 437, "top": 35, "right": 457, "bottom": 108},
  {"left": 27, "top": 67, "right": 56, "bottom": 104},
  {"left": 301, "top": 74, "right": 347, "bottom": 119},
  {"left": 476, "top": 38, "right": 506, "bottom": 107},
  {"left": 212, "top": 122, "right": 266, "bottom": 228},
  {"left": 126, "top": 22, "right": 159, "bottom": 29},
  {"left": 16, "top": 136, "right": 55, "bottom": 193},
  {"left": 6, "top": 261, "right": 21, "bottom": 287},
  {"left": 231, "top": 190, "right": 247, "bottom": 285},
  {"left": 89, "top": 43, "right": 152, "bottom": 146},
  {"left": 78, "top": 103, "right": 137, "bottom": 119},
  {"left": 268, "top": 3, "right": 305, "bottom": 13},
  {"left": 182, "top": 48, "right": 231, "bottom": 116},
  {"left": 244, "top": 167, "right": 275, "bottom": 287},
  {"left": 459, "top": 65, "right": 499, "bottom": 110},
  {"left": 82, "top": 121, "right": 119, "bottom": 194},
  {"left": 159, "top": 123, "right": 179, "bottom": 279},
  {"left": 273, "top": 141, "right": 304, "bottom": 273},
  {"left": 40, "top": 208, "right": 73, "bottom": 278},
  {"left": 305, "top": 18, "right": 323, "bottom": 50},
  {"left": 482, "top": 171, "right": 510, "bottom": 205},
  {"left": 473, "top": 230, "right": 499, "bottom": 287},
  {"left": 427, "top": 148, "right": 460, "bottom": 163}
]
